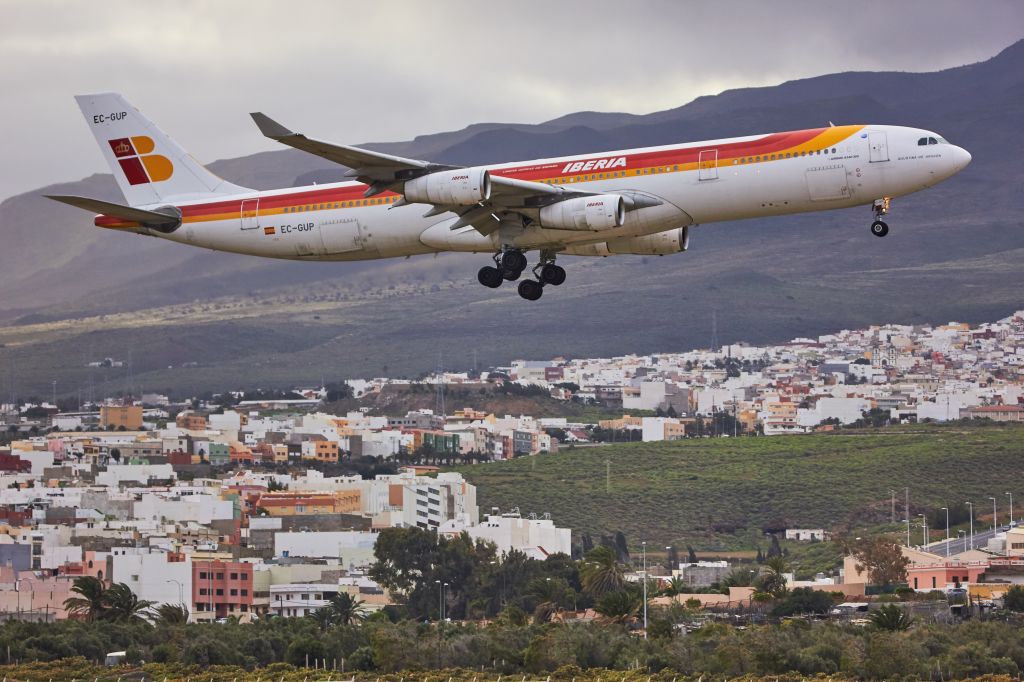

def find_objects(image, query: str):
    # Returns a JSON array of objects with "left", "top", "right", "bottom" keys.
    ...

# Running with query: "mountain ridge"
[{"left": 1, "top": 41, "right": 1022, "bottom": 398}]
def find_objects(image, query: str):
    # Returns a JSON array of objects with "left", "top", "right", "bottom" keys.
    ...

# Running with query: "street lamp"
[
  {"left": 966, "top": 501, "right": 974, "bottom": 550},
  {"left": 990, "top": 496, "right": 998, "bottom": 533},
  {"left": 941, "top": 507, "right": 950, "bottom": 557},
  {"left": 641, "top": 541, "right": 648, "bottom": 639},
  {"left": 1007, "top": 492, "right": 1014, "bottom": 527},
  {"left": 165, "top": 578, "right": 185, "bottom": 605},
  {"left": 958, "top": 530, "right": 967, "bottom": 554},
  {"left": 14, "top": 578, "right": 30, "bottom": 616},
  {"left": 918, "top": 514, "right": 927, "bottom": 547}
]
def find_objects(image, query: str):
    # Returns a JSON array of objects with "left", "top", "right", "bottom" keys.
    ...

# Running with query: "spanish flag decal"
[{"left": 264, "top": 226, "right": 276, "bottom": 235}]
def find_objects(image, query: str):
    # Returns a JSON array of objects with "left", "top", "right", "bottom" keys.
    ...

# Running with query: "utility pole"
[
  {"left": 918, "top": 514, "right": 927, "bottom": 547},
  {"left": 905, "top": 487, "right": 911, "bottom": 547},
  {"left": 890, "top": 490, "right": 896, "bottom": 524},
  {"left": 942, "top": 507, "right": 950, "bottom": 557},
  {"left": 605, "top": 459, "right": 611, "bottom": 494},
  {"left": 641, "top": 541, "right": 648, "bottom": 639},
  {"left": 990, "top": 496, "right": 998, "bottom": 533},
  {"left": 1007, "top": 492, "right": 1014, "bottom": 526},
  {"left": 966, "top": 501, "right": 974, "bottom": 550}
]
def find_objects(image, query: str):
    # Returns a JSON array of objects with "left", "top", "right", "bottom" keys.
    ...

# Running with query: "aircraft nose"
[{"left": 953, "top": 145, "right": 972, "bottom": 171}]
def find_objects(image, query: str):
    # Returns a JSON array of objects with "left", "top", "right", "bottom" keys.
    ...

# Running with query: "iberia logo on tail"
[{"left": 107, "top": 136, "right": 173, "bottom": 185}]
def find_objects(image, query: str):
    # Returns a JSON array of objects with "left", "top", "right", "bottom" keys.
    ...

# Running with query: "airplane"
[{"left": 50, "top": 93, "right": 971, "bottom": 301}]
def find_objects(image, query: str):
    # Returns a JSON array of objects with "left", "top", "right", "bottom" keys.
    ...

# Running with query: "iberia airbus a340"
[{"left": 51, "top": 93, "right": 971, "bottom": 301}]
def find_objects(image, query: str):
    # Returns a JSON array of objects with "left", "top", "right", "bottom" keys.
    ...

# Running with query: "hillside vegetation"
[{"left": 454, "top": 424, "right": 1024, "bottom": 551}]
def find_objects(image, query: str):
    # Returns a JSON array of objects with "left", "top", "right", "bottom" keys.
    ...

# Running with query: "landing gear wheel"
[
  {"left": 870, "top": 220, "right": 889, "bottom": 238},
  {"left": 518, "top": 280, "right": 544, "bottom": 301},
  {"left": 503, "top": 267, "right": 522, "bottom": 281},
  {"left": 539, "top": 264, "right": 566, "bottom": 286},
  {"left": 500, "top": 250, "right": 527, "bottom": 272},
  {"left": 477, "top": 266, "right": 503, "bottom": 288}
]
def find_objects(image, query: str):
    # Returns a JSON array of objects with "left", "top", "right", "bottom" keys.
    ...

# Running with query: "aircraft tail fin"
[{"left": 74, "top": 92, "right": 250, "bottom": 207}]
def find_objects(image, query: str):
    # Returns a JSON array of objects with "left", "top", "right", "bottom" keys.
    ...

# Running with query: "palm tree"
[
  {"left": 756, "top": 556, "right": 789, "bottom": 598},
  {"left": 662, "top": 576, "right": 688, "bottom": 597},
  {"left": 102, "top": 582, "right": 156, "bottom": 624},
  {"left": 595, "top": 589, "right": 640, "bottom": 623},
  {"left": 308, "top": 605, "right": 336, "bottom": 631},
  {"left": 869, "top": 603, "right": 914, "bottom": 631},
  {"left": 526, "top": 577, "right": 568, "bottom": 623},
  {"left": 581, "top": 546, "right": 625, "bottom": 597},
  {"left": 152, "top": 602, "right": 189, "bottom": 625},
  {"left": 327, "top": 592, "right": 366, "bottom": 625},
  {"left": 63, "top": 576, "right": 108, "bottom": 621}
]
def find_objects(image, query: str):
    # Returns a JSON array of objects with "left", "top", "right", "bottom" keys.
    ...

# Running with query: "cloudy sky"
[{"left": 1, "top": 0, "right": 1022, "bottom": 201}]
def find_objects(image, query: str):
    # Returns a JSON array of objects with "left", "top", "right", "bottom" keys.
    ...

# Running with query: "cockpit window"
[
  {"left": 918, "top": 137, "right": 928, "bottom": 146},
  {"left": 928, "top": 137, "right": 938, "bottom": 145}
]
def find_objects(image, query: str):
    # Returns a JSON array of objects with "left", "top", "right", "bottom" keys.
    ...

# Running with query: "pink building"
[{"left": 906, "top": 559, "right": 988, "bottom": 591}]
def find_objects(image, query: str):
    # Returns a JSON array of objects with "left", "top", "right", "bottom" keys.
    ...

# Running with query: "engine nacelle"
[
  {"left": 404, "top": 167, "right": 491, "bottom": 205},
  {"left": 561, "top": 226, "right": 690, "bottom": 256},
  {"left": 606, "top": 226, "right": 688, "bottom": 255},
  {"left": 539, "top": 194, "right": 625, "bottom": 231}
]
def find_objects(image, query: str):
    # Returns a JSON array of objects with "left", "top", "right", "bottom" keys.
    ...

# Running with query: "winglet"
[{"left": 250, "top": 112, "right": 295, "bottom": 140}]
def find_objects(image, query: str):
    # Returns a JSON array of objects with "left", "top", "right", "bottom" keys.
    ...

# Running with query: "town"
[{"left": 0, "top": 310, "right": 1019, "bottom": 628}]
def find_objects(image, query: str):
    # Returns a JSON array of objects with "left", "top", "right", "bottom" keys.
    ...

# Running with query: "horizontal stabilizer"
[{"left": 46, "top": 195, "right": 182, "bottom": 230}]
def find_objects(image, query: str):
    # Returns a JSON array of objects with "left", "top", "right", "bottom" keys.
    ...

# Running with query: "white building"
[
  {"left": 268, "top": 583, "right": 339, "bottom": 618},
  {"left": 274, "top": 531, "right": 378, "bottom": 565},
  {"left": 457, "top": 511, "right": 571, "bottom": 560},
  {"left": 109, "top": 549, "right": 192, "bottom": 617}
]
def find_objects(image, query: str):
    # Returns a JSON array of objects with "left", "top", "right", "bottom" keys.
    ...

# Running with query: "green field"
[{"left": 454, "top": 424, "right": 1024, "bottom": 556}]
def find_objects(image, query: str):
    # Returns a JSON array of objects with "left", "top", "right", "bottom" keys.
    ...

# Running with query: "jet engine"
[
  {"left": 539, "top": 195, "right": 625, "bottom": 231},
  {"left": 561, "top": 226, "right": 690, "bottom": 256},
  {"left": 404, "top": 167, "right": 491, "bottom": 205}
]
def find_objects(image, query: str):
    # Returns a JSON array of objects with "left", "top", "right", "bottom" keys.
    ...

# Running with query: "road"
[{"left": 924, "top": 526, "right": 1005, "bottom": 557}]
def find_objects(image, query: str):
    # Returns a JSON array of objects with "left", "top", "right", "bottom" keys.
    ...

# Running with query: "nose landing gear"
[{"left": 870, "top": 197, "right": 891, "bottom": 237}]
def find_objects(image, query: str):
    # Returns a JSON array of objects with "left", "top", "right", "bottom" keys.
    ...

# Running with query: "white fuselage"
[{"left": 106, "top": 124, "right": 970, "bottom": 259}]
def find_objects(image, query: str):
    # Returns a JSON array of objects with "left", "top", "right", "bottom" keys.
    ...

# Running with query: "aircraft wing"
[
  {"left": 251, "top": 114, "right": 658, "bottom": 236},
  {"left": 250, "top": 112, "right": 458, "bottom": 194}
]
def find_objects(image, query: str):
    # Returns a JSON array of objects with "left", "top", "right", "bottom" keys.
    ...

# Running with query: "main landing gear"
[
  {"left": 476, "top": 249, "right": 565, "bottom": 301},
  {"left": 870, "top": 197, "right": 892, "bottom": 237}
]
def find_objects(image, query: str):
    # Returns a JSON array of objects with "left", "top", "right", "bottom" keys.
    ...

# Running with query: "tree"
[
  {"left": 770, "top": 587, "right": 834, "bottom": 617},
  {"left": 102, "top": 582, "right": 155, "bottom": 624},
  {"left": 527, "top": 577, "right": 571, "bottom": 623},
  {"left": 756, "top": 555, "right": 789, "bottom": 598},
  {"left": 662, "top": 576, "right": 689, "bottom": 597},
  {"left": 152, "top": 602, "right": 190, "bottom": 625},
  {"left": 595, "top": 588, "right": 640, "bottom": 623},
  {"left": 846, "top": 537, "right": 910, "bottom": 587},
  {"left": 580, "top": 546, "right": 625, "bottom": 597},
  {"left": 327, "top": 591, "right": 367, "bottom": 625},
  {"left": 1004, "top": 585, "right": 1024, "bottom": 611},
  {"left": 63, "top": 576, "right": 108, "bottom": 621},
  {"left": 869, "top": 603, "right": 914, "bottom": 631}
]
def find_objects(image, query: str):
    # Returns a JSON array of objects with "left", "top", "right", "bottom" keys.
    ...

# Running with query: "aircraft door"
[
  {"left": 868, "top": 132, "right": 889, "bottom": 163},
  {"left": 698, "top": 149, "right": 719, "bottom": 181},
  {"left": 240, "top": 198, "right": 260, "bottom": 230},
  {"left": 320, "top": 219, "right": 364, "bottom": 254}
]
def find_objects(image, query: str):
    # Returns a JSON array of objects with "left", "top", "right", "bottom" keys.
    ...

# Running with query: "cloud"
[{"left": 0, "top": 0, "right": 1021, "bottom": 201}]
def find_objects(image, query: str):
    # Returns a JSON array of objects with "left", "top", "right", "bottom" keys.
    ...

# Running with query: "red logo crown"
[{"left": 114, "top": 141, "right": 131, "bottom": 155}]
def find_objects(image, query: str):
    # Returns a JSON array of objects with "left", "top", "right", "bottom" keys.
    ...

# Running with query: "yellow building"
[
  {"left": 255, "top": 490, "right": 360, "bottom": 516},
  {"left": 100, "top": 405, "right": 143, "bottom": 430}
]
